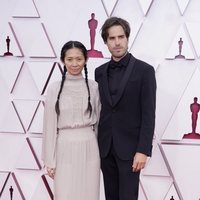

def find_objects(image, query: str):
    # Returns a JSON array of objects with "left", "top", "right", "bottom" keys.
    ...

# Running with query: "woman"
[{"left": 42, "top": 41, "right": 101, "bottom": 200}]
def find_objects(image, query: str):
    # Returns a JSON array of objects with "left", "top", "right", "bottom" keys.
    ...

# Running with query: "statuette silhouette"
[
  {"left": 9, "top": 186, "right": 13, "bottom": 200},
  {"left": 4, "top": 36, "right": 13, "bottom": 56},
  {"left": 175, "top": 37, "right": 185, "bottom": 59},
  {"left": 183, "top": 97, "right": 200, "bottom": 139},
  {"left": 170, "top": 196, "right": 175, "bottom": 200},
  {"left": 87, "top": 13, "right": 103, "bottom": 58}
]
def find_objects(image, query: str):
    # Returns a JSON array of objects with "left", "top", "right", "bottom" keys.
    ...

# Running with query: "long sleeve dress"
[{"left": 42, "top": 73, "right": 101, "bottom": 200}]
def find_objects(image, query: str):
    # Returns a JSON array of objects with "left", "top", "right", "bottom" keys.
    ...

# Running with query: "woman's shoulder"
[
  {"left": 46, "top": 81, "right": 61, "bottom": 93},
  {"left": 88, "top": 79, "right": 99, "bottom": 94},
  {"left": 88, "top": 79, "right": 98, "bottom": 88}
]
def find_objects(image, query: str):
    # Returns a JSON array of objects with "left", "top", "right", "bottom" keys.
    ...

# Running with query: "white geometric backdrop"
[{"left": 1, "top": 0, "right": 200, "bottom": 199}]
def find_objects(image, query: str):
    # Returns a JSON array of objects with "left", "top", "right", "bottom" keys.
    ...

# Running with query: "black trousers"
[{"left": 101, "top": 143, "right": 140, "bottom": 200}]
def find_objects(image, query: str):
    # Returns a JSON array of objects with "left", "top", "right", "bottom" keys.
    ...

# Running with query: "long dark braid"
[
  {"left": 55, "top": 40, "right": 92, "bottom": 116},
  {"left": 84, "top": 64, "right": 92, "bottom": 116},
  {"left": 55, "top": 66, "right": 67, "bottom": 115}
]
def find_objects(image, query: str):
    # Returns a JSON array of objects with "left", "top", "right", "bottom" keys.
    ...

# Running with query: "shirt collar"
[{"left": 110, "top": 52, "right": 131, "bottom": 68}]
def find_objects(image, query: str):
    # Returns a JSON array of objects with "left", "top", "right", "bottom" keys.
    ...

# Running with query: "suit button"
[{"left": 112, "top": 109, "right": 116, "bottom": 113}]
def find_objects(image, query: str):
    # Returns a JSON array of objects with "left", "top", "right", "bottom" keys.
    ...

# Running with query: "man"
[{"left": 95, "top": 17, "right": 156, "bottom": 200}]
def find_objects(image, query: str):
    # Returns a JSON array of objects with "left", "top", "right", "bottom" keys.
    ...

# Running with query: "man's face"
[{"left": 106, "top": 25, "right": 128, "bottom": 61}]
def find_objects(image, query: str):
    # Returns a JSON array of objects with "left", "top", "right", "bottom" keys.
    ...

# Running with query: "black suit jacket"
[{"left": 95, "top": 54, "right": 156, "bottom": 160}]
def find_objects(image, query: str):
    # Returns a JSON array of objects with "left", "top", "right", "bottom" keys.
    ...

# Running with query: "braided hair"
[
  {"left": 84, "top": 63, "right": 92, "bottom": 116},
  {"left": 55, "top": 41, "right": 92, "bottom": 116},
  {"left": 55, "top": 66, "right": 67, "bottom": 115}
]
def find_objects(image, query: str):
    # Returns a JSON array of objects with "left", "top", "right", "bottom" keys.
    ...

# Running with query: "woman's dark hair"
[
  {"left": 55, "top": 41, "right": 92, "bottom": 116},
  {"left": 101, "top": 17, "right": 131, "bottom": 43}
]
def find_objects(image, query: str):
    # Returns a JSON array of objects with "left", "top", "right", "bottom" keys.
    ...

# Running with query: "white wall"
[{"left": 1, "top": 0, "right": 200, "bottom": 199}]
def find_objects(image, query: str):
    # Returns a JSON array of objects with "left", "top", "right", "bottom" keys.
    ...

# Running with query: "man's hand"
[{"left": 132, "top": 152, "right": 147, "bottom": 172}]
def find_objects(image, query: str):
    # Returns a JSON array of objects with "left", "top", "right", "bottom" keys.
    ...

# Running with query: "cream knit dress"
[{"left": 42, "top": 73, "right": 101, "bottom": 200}]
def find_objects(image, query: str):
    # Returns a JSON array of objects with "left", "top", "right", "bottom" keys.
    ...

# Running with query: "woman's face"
[{"left": 63, "top": 47, "right": 86, "bottom": 75}]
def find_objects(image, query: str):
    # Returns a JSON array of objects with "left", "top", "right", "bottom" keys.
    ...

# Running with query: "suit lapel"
[
  {"left": 102, "top": 63, "right": 112, "bottom": 106},
  {"left": 112, "top": 56, "right": 136, "bottom": 107}
]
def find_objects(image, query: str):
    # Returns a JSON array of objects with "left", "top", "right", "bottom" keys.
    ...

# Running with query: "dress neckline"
[{"left": 66, "top": 72, "right": 84, "bottom": 80}]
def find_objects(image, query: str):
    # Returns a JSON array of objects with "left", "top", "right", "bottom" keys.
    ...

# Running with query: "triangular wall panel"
[
  {"left": 42, "top": 62, "right": 63, "bottom": 95},
  {"left": 29, "top": 23, "right": 57, "bottom": 58},
  {"left": 15, "top": 137, "right": 41, "bottom": 170},
  {"left": 162, "top": 144, "right": 200, "bottom": 200},
  {"left": 138, "top": 0, "right": 153, "bottom": 16},
  {"left": 138, "top": 182, "right": 148, "bottom": 200},
  {"left": 0, "top": 22, "right": 24, "bottom": 57},
  {"left": 13, "top": 100, "right": 40, "bottom": 132},
  {"left": 155, "top": 60, "right": 196, "bottom": 139},
  {"left": 0, "top": 101, "right": 24, "bottom": 133},
  {"left": 11, "top": 62, "right": 41, "bottom": 99},
  {"left": 164, "top": 184, "right": 181, "bottom": 200},
  {"left": 12, "top": 170, "right": 43, "bottom": 200},
  {"left": 11, "top": 22, "right": 56, "bottom": 58},
  {"left": 165, "top": 24, "right": 195, "bottom": 60},
  {"left": 0, "top": 173, "right": 25, "bottom": 200},
  {"left": 28, "top": 62, "right": 62, "bottom": 95},
  {"left": 186, "top": 22, "right": 200, "bottom": 58},
  {"left": 141, "top": 176, "right": 173, "bottom": 200},
  {"left": 28, "top": 101, "right": 44, "bottom": 134},
  {"left": 31, "top": 174, "right": 54, "bottom": 200},
  {"left": 0, "top": 172, "right": 10, "bottom": 197},
  {"left": 162, "top": 67, "right": 200, "bottom": 140},
  {"left": 101, "top": 0, "right": 118, "bottom": 17},
  {"left": 28, "top": 137, "right": 43, "bottom": 167},
  {"left": 12, "top": 0, "right": 40, "bottom": 18},
  {"left": 176, "top": 0, "right": 190, "bottom": 15},
  {"left": 142, "top": 144, "right": 170, "bottom": 176},
  {"left": 0, "top": 60, "right": 23, "bottom": 93}
]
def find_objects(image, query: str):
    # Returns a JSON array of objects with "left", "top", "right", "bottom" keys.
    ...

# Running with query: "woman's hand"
[{"left": 47, "top": 167, "right": 55, "bottom": 179}]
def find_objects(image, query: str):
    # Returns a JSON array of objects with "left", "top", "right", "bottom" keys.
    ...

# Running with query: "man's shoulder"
[
  {"left": 132, "top": 56, "right": 155, "bottom": 73},
  {"left": 95, "top": 61, "right": 109, "bottom": 80},
  {"left": 134, "top": 57, "right": 153, "bottom": 69},
  {"left": 95, "top": 61, "right": 108, "bottom": 71}
]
